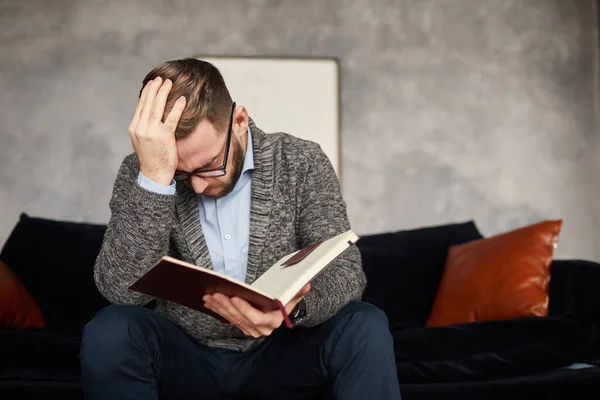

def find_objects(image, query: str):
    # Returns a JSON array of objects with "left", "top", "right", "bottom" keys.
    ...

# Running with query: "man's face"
[{"left": 175, "top": 115, "right": 247, "bottom": 199}]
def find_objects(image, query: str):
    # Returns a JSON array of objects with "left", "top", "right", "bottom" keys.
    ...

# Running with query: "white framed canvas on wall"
[{"left": 195, "top": 56, "right": 341, "bottom": 183}]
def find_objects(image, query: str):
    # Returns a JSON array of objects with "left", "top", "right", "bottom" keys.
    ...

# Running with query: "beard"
[{"left": 204, "top": 136, "right": 246, "bottom": 199}]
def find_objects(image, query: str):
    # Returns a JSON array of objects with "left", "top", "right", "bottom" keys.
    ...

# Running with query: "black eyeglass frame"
[{"left": 173, "top": 102, "right": 236, "bottom": 182}]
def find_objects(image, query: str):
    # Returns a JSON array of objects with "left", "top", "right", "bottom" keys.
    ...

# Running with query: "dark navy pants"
[{"left": 79, "top": 301, "right": 401, "bottom": 399}]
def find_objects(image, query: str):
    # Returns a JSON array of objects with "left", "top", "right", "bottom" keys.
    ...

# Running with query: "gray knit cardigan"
[{"left": 94, "top": 119, "right": 366, "bottom": 352}]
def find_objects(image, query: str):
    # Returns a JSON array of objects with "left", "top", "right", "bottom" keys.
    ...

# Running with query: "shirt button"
[{"left": 225, "top": 234, "right": 231, "bottom": 240}]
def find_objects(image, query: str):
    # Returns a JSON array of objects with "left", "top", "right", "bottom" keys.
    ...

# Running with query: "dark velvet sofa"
[{"left": 1, "top": 213, "right": 600, "bottom": 399}]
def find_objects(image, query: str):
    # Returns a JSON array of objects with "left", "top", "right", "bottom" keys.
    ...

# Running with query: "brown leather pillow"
[
  {"left": 0, "top": 259, "right": 44, "bottom": 328},
  {"left": 427, "top": 220, "right": 562, "bottom": 327}
]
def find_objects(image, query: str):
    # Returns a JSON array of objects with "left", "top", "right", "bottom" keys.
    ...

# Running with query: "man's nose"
[{"left": 190, "top": 176, "right": 209, "bottom": 194}]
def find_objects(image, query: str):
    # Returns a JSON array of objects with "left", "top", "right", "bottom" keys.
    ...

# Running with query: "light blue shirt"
[{"left": 137, "top": 129, "right": 254, "bottom": 282}]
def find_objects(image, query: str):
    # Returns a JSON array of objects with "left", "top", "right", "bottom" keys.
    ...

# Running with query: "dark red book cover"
[{"left": 129, "top": 257, "right": 294, "bottom": 328}]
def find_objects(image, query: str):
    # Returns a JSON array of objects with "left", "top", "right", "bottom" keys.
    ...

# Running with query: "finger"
[
  {"left": 151, "top": 78, "right": 173, "bottom": 123},
  {"left": 208, "top": 294, "right": 263, "bottom": 337},
  {"left": 207, "top": 293, "right": 238, "bottom": 322},
  {"left": 212, "top": 294, "right": 265, "bottom": 337},
  {"left": 163, "top": 96, "right": 186, "bottom": 133},
  {"left": 285, "top": 283, "right": 311, "bottom": 315},
  {"left": 204, "top": 296, "right": 235, "bottom": 323},
  {"left": 204, "top": 301, "right": 255, "bottom": 336},
  {"left": 225, "top": 298, "right": 265, "bottom": 338},
  {"left": 298, "top": 283, "right": 311, "bottom": 297},
  {"left": 138, "top": 76, "right": 163, "bottom": 134},
  {"left": 231, "top": 297, "right": 280, "bottom": 334},
  {"left": 204, "top": 301, "right": 236, "bottom": 326},
  {"left": 285, "top": 297, "right": 301, "bottom": 315},
  {"left": 128, "top": 79, "right": 153, "bottom": 135},
  {"left": 213, "top": 295, "right": 257, "bottom": 329}
]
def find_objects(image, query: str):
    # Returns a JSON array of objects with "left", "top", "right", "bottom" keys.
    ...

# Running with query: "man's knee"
[
  {"left": 80, "top": 304, "right": 155, "bottom": 371},
  {"left": 337, "top": 301, "right": 391, "bottom": 342},
  {"left": 82, "top": 304, "right": 152, "bottom": 346}
]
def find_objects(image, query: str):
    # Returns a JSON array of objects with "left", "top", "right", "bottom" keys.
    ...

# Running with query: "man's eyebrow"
[{"left": 202, "top": 154, "right": 221, "bottom": 168}]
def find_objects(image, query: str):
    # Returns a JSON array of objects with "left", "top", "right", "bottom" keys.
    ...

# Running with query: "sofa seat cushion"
[
  {"left": 399, "top": 367, "right": 600, "bottom": 400},
  {"left": 0, "top": 328, "right": 82, "bottom": 382},
  {"left": 0, "top": 367, "right": 81, "bottom": 384},
  {"left": 392, "top": 315, "right": 598, "bottom": 384}
]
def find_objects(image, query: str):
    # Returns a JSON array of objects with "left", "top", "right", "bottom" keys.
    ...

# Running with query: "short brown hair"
[{"left": 141, "top": 58, "right": 233, "bottom": 140}]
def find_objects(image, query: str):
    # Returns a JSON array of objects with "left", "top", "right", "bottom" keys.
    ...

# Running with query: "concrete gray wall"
[{"left": 1, "top": 0, "right": 599, "bottom": 261}]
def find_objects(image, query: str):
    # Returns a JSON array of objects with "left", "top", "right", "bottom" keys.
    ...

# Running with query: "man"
[{"left": 80, "top": 58, "right": 401, "bottom": 399}]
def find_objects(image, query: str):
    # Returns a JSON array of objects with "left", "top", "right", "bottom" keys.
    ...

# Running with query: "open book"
[{"left": 129, "top": 230, "right": 359, "bottom": 328}]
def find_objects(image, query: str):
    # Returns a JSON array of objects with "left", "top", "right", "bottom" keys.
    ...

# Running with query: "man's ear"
[{"left": 232, "top": 105, "right": 249, "bottom": 136}]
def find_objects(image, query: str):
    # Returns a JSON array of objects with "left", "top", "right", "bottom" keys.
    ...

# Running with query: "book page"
[{"left": 251, "top": 230, "right": 358, "bottom": 305}]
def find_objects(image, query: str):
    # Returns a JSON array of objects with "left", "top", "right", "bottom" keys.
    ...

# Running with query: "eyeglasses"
[{"left": 173, "top": 102, "right": 236, "bottom": 182}]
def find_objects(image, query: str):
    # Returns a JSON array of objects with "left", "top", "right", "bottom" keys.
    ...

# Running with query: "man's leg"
[
  {"left": 79, "top": 304, "right": 225, "bottom": 400},
  {"left": 240, "top": 301, "right": 401, "bottom": 400}
]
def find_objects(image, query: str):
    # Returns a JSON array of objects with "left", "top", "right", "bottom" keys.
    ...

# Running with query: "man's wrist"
[
  {"left": 290, "top": 297, "right": 307, "bottom": 324},
  {"left": 139, "top": 166, "right": 174, "bottom": 186},
  {"left": 137, "top": 171, "right": 176, "bottom": 195}
]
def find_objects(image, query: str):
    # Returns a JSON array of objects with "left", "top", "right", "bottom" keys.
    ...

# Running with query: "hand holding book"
[
  {"left": 129, "top": 230, "right": 358, "bottom": 329},
  {"left": 203, "top": 283, "right": 311, "bottom": 337}
]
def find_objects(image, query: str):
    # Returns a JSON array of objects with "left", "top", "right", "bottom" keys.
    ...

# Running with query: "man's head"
[{"left": 141, "top": 58, "right": 249, "bottom": 198}]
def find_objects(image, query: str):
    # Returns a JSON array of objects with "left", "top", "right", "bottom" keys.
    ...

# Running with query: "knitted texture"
[{"left": 94, "top": 119, "right": 365, "bottom": 352}]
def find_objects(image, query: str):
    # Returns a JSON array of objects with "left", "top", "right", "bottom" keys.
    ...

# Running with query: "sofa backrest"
[
  {"left": 3, "top": 213, "right": 598, "bottom": 335},
  {"left": 1, "top": 214, "right": 485, "bottom": 333},
  {"left": 548, "top": 259, "right": 600, "bottom": 323},
  {"left": 357, "top": 221, "right": 484, "bottom": 329},
  {"left": 358, "top": 222, "right": 600, "bottom": 330},
  {"left": 0, "top": 213, "right": 110, "bottom": 333}
]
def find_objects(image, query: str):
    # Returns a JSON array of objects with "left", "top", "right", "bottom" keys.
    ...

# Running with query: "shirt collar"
[{"left": 241, "top": 126, "right": 254, "bottom": 175}]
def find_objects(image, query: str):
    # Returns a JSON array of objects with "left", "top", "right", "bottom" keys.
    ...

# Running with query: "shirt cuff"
[{"left": 137, "top": 171, "right": 176, "bottom": 195}]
